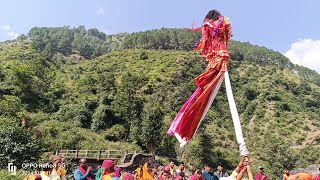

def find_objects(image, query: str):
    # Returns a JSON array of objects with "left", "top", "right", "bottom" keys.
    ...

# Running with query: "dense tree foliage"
[
  {"left": 0, "top": 117, "right": 42, "bottom": 169},
  {"left": 28, "top": 26, "right": 108, "bottom": 59}
]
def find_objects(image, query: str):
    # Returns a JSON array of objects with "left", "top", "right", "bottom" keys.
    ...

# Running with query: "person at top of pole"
[{"left": 167, "top": 9, "right": 232, "bottom": 146}]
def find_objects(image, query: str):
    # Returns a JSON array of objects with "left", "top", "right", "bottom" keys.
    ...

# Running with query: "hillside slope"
[{"left": 0, "top": 28, "right": 320, "bottom": 179}]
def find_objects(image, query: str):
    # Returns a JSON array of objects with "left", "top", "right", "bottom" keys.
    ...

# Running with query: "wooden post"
[
  {"left": 75, "top": 149, "right": 78, "bottom": 159},
  {"left": 98, "top": 149, "right": 101, "bottom": 160},
  {"left": 66, "top": 150, "right": 69, "bottom": 157},
  {"left": 55, "top": 150, "right": 59, "bottom": 156},
  {"left": 107, "top": 150, "right": 110, "bottom": 158},
  {"left": 85, "top": 150, "right": 88, "bottom": 158}
]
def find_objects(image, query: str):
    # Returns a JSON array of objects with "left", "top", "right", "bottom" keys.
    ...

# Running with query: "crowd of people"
[
  {"left": 72, "top": 156, "right": 251, "bottom": 180},
  {"left": 73, "top": 156, "right": 320, "bottom": 180},
  {"left": 23, "top": 155, "right": 320, "bottom": 180}
]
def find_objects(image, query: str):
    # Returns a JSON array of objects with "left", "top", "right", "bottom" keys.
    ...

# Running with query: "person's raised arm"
[
  {"left": 234, "top": 157, "right": 245, "bottom": 173},
  {"left": 236, "top": 166, "right": 247, "bottom": 180}
]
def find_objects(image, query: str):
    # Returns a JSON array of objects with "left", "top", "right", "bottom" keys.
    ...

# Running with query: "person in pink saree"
[{"left": 167, "top": 9, "right": 232, "bottom": 146}]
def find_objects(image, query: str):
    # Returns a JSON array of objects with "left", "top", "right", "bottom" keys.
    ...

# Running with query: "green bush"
[
  {"left": 0, "top": 170, "right": 25, "bottom": 180},
  {"left": 139, "top": 51, "right": 148, "bottom": 60},
  {"left": 105, "top": 124, "right": 127, "bottom": 141},
  {"left": 0, "top": 117, "right": 42, "bottom": 169}
]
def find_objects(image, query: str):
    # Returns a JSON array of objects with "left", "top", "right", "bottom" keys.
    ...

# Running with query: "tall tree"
[
  {"left": 0, "top": 117, "right": 42, "bottom": 169},
  {"left": 112, "top": 72, "right": 147, "bottom": 140},
  {"left": 139, "top": 100, "right": 164, "bottom": 153},
  {"left": 257, "top": 134, "right": 297, "bottom": 179}
]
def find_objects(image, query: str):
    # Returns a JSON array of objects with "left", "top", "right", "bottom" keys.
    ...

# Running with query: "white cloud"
[
  {"left": 96, "top": 7, "right": 105, "bottom": 16},
  {"left": 8, "top": 31, "right": 19, "bottom": 39},
  {"left": 284, "top": 39, "right": 320, "bottom": 73},
  {"left": 0, "top": 25, "right": 11, "bottom": 31},
  {"left": 99, "top": 25, "right": 111, "bottom": 35},
  {"left": 0, "top": 25, "right": 19, "bottom": 39}
]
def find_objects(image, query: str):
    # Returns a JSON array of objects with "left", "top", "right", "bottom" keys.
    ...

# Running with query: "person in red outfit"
[
  {"left": 255, "top": 166, "right": 268, "bottom": 180},
  {"left": 167, "top": 9, "right": 233, "bottom": 147}
]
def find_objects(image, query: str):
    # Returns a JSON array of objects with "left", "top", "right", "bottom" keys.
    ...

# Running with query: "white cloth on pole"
[{"left": 224, "top": 71, "right": 250, "bottom": 156}]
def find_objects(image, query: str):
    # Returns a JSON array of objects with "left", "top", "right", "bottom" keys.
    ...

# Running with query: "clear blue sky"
[{"left": 0, "top": 0, "right": 320, "bottom": 54}]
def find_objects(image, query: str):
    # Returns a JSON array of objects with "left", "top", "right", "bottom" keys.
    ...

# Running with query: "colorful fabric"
[
  {"left": 115, "top": 167, "right": 121, "bottom": 178},
  {"left": 142, "top": 163, "right": 154, "bottom": 180},
  {"left": 102, "top": 160, "right": 115, "bottom": 170},
  {"left": 255, "top": 172, "right": 269, "bottom": 180},
  {"left": 102, "top": 172, "right": 120, "bottom": 180},
  {"left": 170, "top": 167, "right": 174, "bottom": 175},
  {"left": 79, "top": 166, "right": 93, "bottom": 180},
  {"left": 122, "top": 173, "right": 134, "bottom": 180},
  {"left": 23, "top": 174, "right": 42, "bottom": 180},
  {"left": 57, "top": 168, "right": 67, "bottom": 177},
  {"left": 283, "top": 173, "right": 289, "bottom": 180},
  {"left": 74, "top": 167, "right": 95, "bottom": 180},
  {"left": 192, "top": 16, "right": 232, "bottom": 59},
  {"left": 167, "top": 16, "right": 232, "bottom": 146},
  {"left": 298, "top": 173, "right": 312, "bottom": 180},
  {"left": 135, "top": 163, "right": 154, "bottom": 180},
  {"left": 190, "top": 174, "right": 205, "bottom": 180},
  {"left": 135, "top": 167, "right": 143, "bottom": 180},
  {"left": 96, "top": 168, "right": 103, "bottom": 180},
  {"left": 51, "top": 168, "right": 66, "bottom": 180}
]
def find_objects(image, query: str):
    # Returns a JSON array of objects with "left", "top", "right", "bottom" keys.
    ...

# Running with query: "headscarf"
[
  {"left": 143, "top": 163, "right": 154, "bottom": 180},
  {"left": 122, "top": 173, "right": 134, "bottom": 180},
  {"left": 298, "top": 173, "right": 313, "bottom": 180}
]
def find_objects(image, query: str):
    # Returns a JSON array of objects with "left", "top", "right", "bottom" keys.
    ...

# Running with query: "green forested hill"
[{"left": 0, "top": 27, "right": 319, "bottom": 179}]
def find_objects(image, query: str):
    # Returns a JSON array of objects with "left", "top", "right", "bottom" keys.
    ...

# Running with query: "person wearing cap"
[
  {"left": 255, "top": 166, "right": 268, "bottom": 180},
  {"left": 101, "top": 159, "right": 120, "bottom": 180},
  {"left": 74, "top": 158, "right": 95, "bottom": 180}
]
